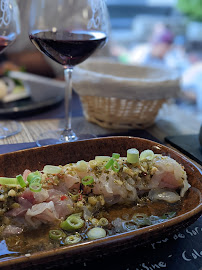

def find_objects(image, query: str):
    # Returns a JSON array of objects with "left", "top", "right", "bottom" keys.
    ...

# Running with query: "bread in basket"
[{"left": 73, "top": 58, "right": 180, "bottom": 129}]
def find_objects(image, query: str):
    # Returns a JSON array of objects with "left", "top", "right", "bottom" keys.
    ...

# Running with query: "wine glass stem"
[{"left": 64, "top": 67, "right": 73, "bottom": 131}]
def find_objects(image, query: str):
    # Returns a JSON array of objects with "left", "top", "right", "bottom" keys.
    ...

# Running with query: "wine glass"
[
  {"left": 0, "top": 0, "right": 21, "bottom": 139},
  {"left": 29, "top": 0, "right": 109, "bottom": 146}
]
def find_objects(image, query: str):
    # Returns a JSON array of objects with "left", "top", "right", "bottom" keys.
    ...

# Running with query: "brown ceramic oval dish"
[{"left": 0, "top": 136, "right": 201, "bottom": 269}]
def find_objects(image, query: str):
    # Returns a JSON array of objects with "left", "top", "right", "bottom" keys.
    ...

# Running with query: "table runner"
[{"left": 0, "top": 130, "right": 160, "bottom": 154}]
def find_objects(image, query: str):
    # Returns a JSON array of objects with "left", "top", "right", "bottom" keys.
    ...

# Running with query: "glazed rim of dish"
[{"left": 0, "top": 136, "right": 201, "bottom": 267}]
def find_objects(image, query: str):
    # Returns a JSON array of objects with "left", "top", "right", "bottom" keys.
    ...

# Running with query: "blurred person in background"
[
  {"left": 130, "top": 23, "right": 175, "bottom": 67},
  {"left": 165, "top": 35, "right": 190, "bottom": 72},
  {"left": 180, "top": 58, "right": 202, "bottom": 110},
  {"left": 114, "top": 22, "right": 190, "bottom": 72}
]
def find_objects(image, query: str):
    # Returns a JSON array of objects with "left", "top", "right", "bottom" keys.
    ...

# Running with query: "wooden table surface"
[{"left": 0, "top": 102, "right": 201, "bottom": 146}]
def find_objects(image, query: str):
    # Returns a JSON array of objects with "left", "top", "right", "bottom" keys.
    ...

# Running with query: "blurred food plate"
[
  {"left": 0, "top": 71, "right": 65, "bottom": 117},
  {"left": 0, "top": 76, "right": 30, "bottom": 103}
]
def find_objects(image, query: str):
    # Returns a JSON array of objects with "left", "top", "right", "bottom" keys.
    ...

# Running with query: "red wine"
[
  {"left": 0, "top": 36, "right": 15, "bottom": 53},
  {"left": 29, "top": 30, "right": 107, "bottom": 67}
]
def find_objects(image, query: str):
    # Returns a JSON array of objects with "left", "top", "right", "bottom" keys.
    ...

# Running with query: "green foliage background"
[{"left": 177, "top": 0, "right": 202, "bottom": 21}]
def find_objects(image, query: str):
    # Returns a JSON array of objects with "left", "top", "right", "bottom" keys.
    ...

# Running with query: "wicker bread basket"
[{"left": 73, "top": 58, "right": 180, "bottom": 129}]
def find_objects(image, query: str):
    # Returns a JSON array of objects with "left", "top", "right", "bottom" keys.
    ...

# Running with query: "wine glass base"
[
  {"left": 0, "top": 121, "right": 21, "bottom": 139},
  {"left": 36, "top": 129, "right": 96, "bottom": 147}
]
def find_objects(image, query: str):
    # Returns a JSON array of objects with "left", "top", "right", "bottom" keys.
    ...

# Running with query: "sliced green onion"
[
  {"left": 16, "top": 174, "right": 26, "bottom": 188},
  {"left": 87, "top": 227, "right": 106, "bottom": 240},
  {"left": 127, "top": 148, "right": 139, "bottom": 164},
  {"left": 60, "top": 215, "right": 84, "bottom": 231},
  {"left": 43, "top": 165, "right": 62, "bottom": 174},
  {"left": 140, "top": 150, "right": 155, "bottom": 161},
  {"left": 161, "top": 212, "right": 176, "bottom": 220},
  {"left": 81, "top": 176, "right": 94, "bottom": 186},
  {"left": 105, "top": 158, "right": 114, "bottom": 170},
  {"left": 65, "top": 234, "right": 81, "bottom": 245},
  {"left": 29, "top": 182, "right": 42, "bottom": 193},
  {"left": 29, "top": 177, "right": 41, "bottom": 184},
  {"left": 95, "top": 156, "right": 110, "bottom": 163},
  {"left": 97, "top": 218, "right": 109, "bottom": 227},
  {"left": 91, "top": 218, "right": 99, "bottom": 226},
  {"left": 123, "top": 221, "right": 138, "bottom": 231},
  {"left": 112, "top": 153, "right": 120, "bottom": 159},
  {"left": 0, "top": 177, "right": 18, "bottom": 187},
  {"left": 27, "top": 171, "right": 41, "bottom": 184},
  {"left": 70, "top": 212, "right": 83, "bottom": 219},
  {"left": 49, "top": 230, "right": 63, "bottom": 240},
  {"left": 76, "top": 160, "right": 88, "bottom": 172},
  {"left": 89, "top": 160, "right": 97, "bottom": 169},
  {"left": 132, "top": 213, "right": 148, "bottom": 220},
  {"left": 132, "top": 213, "right": 151, "bottom": 227},
  {"left": 68, "top": 192, "right": 79, "bottom": 201},
  {"left": 112, "top": 160, "right": 120, "bottom": 173},
  {"left": 149, "top": 215, "right": 165, "bottom": 225}
]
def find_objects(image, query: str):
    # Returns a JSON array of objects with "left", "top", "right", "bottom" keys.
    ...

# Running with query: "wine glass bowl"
[
  {"left": 29, "top": 31, "right": 107, "bottom": 68},
  {"left": 29, "top": 0, "right": 109, "bottom": 146}
]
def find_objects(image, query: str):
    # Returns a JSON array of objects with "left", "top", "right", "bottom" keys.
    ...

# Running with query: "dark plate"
[
  {"left": 0, "top": 136, "right": 201, "bottom": 269},
  {"left": 0, "top": 72, "right": 65, "bottom": 118},
  {"left": 165, "top": 134, "right": 202, "bottom": 165}
]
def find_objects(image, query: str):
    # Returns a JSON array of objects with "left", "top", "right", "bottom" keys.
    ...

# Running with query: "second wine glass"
[
  {"left": 29, "top": 0, "right": 109, "bottom": 146},
  {"left": 0, "top": 0, "right": 21, "bottom": 139}
]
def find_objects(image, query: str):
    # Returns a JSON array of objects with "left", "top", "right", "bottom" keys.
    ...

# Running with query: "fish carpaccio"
[{"left": 0, "top": 150, "right": 190, "bottom": 238}]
